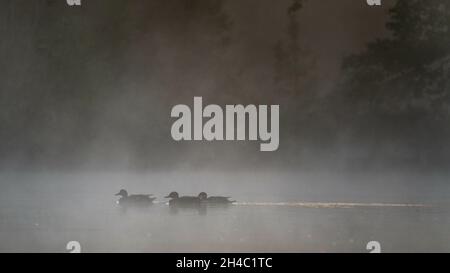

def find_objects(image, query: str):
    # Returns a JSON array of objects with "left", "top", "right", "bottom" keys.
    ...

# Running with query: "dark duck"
[
  {"left": 115, "top": 189, "right": 156, "bottom": 207},
  {"left": 164, "top": 191, "right": 201, "bottom": 207},
  {"left": 198, "top": 192, "right": 235, "bottom": 205}
]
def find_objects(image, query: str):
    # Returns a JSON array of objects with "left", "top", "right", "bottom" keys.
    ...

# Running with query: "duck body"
[
  {"left": 165, "top": 192, "right": 201, "bottom": 208},
  {"left": 115, "top": 189, "right": 156, "bottom": 208},
  {"left": 198, "top": 192, "right": 235, "bottom": 205},
  {"left": 206, "top": 196, "right": 234, "bottom": 204}
]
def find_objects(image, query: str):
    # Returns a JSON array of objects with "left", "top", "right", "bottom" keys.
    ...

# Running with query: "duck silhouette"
[
  {"left": 115, "top": 189, "right": 156, "bottom": 207},
  {"left": 198, "top": 192, "right": 235, "bottom": 205},
  {"left": 164, "top": 191, "right": 201, "bottom": 207}
]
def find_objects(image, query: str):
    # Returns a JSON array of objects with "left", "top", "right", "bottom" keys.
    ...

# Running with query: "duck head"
[
  {"left": 115, "top": 189, "right": 128, "bottom": 198},
  {"left": 198, "top": 192, "right": 208, "bottom": 200},
  {"left": 165, "top": 191, "right": 179, "bottom": 199}
]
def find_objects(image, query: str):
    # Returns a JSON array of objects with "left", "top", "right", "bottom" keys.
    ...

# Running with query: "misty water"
[{"left": 0, "top": 171, "right": 449, "bottom": 252}]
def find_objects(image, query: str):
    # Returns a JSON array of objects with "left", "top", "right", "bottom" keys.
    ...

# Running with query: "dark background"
[{"left": 0, "top": 0, "right": 449, "bottom": 172}]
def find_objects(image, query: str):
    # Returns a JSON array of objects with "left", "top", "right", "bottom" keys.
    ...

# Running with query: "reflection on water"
[
  {"left": 236, "top": 202, "right": 430, "bottom": 208},
  {"left": 0, "top": 173, "right": 449, "bottom": 252}
]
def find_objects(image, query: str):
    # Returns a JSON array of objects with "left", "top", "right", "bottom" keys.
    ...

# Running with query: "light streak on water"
[{"left": 234, "top": 202, "right": 431, "bottom": 208}]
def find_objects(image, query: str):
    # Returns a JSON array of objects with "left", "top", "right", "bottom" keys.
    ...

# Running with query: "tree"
[
  {"left": 273, "top": 0, "right": 315, "bottom": 96},
  {"left": 342, "top": 0, "right": 450, "bottom": 117},
  {"left": 338, "top": 0, "right": 450, "bottom": 168}
]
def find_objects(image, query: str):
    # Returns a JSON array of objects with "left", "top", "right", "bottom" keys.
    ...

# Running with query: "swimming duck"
[
  {"left": 198, "top": 192, "right": 235, "bottom": 205},
  {"left": 115, "top": 189, "right": 156, "bottom": 207},
  {"left": 164, "top": 191, "right": 201, "bottom": 207}
]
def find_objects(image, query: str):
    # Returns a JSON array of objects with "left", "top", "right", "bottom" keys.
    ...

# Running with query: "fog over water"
[
  {"left": 1, "top": 171, "right": 449, "bottom": 252},
  {"left": 1, "top": 0, "right": 450, "bottom": 252}
]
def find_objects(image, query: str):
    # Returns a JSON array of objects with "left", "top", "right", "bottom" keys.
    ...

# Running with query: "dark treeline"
[
  {"left": 0, "top": 0, "right": 449, "bottom": 171},
  {"left": 331, "top": 0, "right": 450, "bottom": 170}
]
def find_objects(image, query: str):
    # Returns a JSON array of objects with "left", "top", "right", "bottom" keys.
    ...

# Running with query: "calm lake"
[{"left": 0, "top": 172, "right": 449, "bottom": 252}]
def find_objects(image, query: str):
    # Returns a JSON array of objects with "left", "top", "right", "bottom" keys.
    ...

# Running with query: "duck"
[
  {"left": 164, "top": 191, "right": 201, "bottom": 207},
  {"left": 198, "top": 192, "right": 235, "bottom": 205},
  {"left": 115, "top": 189, "right": 156, "bottom": 207}
]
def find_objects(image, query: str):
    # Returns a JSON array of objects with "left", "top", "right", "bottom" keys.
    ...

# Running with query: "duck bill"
[
  {"left": 115, "top": 192, "right": 121, "bottom": 196},
  {"left": 164, "top": 195, "right": 170, "bottom": 198}
]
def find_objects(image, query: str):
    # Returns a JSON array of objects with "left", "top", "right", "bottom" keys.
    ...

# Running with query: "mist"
[{"left": 1, "top": 0, "right": 450, "bottom": 252}]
